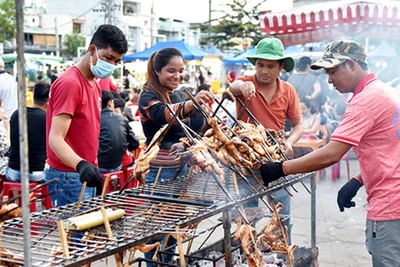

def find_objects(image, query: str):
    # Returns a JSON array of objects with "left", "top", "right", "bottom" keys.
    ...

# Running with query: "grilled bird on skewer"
[
  {"left": 0, "top": 247, "right": 22, "bottom": 267},
  {"left": 259, "top": 202, "right": 296, "bottom": 266},
  {"left": 233, "top": 219, "right": 263, "bottom": 267}
]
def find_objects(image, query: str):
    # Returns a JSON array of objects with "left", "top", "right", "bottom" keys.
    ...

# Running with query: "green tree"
[
  {"left": 0, "top": 0, "right": 16, "bottom": 42},
  {"left": 205, "top": 0, "right": 265, "bottom": 50},
  {"left": 63, "top": 33, "right": 85, "bottom": 58}
]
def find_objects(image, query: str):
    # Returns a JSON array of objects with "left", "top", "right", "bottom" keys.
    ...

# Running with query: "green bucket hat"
[
  {"left": 246, "top": 37, "right": 295, "bottom": 72},
  {"left": 310, "top": 40, "right": 368, "bottom": 70}
]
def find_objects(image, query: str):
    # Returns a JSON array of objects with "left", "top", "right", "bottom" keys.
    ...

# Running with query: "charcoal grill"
[{"left": 0, "top": 170, "right": 314, "bottom": 267}]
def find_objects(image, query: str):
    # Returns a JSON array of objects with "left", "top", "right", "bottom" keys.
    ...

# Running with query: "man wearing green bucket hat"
[{"left": 230, "top": 37, "right": 303, "bottom": 243}]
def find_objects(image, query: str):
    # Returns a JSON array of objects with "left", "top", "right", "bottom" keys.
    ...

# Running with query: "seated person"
[
  {"left": 98, "top": 90, "right": 139, "bottom": 174},
  {"left": 293, "top": 97, "right": 321, "bottom": 158},
  {"left": 6, "top": 81, "right": 50, "bottom": 182}
]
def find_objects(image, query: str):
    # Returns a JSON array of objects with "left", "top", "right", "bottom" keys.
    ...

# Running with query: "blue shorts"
[{"left": 44, "top": 166, "right": 96, "bottom": 208}]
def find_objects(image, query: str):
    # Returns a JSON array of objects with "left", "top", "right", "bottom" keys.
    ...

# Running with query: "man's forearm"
[
  {"left": 49, "top": 136, "right": 82, "bottom": 170},
  {"left": 230, "top": 80, "right": 244, "bottom": 96}
]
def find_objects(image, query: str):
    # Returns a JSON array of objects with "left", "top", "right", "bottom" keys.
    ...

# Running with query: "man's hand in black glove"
[
  {"left": 260, "top": 162, "right": 285, "bottom": 186},
  {"left": 337, "top": 178, "right": 362, "bottom": 212},
  {"left": 76, "top": 160, "right": 103, "bottom": 187}
]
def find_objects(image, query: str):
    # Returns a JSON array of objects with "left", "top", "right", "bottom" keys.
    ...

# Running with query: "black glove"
[
  {"left": 260, "top": 162, "right": 285, "bottom": 186},
  {"left": 337, "top": 178, "right": 362, "bottom": 212},
  {"left": 76, "top": 160, "right": 103, "bottom": 187}
]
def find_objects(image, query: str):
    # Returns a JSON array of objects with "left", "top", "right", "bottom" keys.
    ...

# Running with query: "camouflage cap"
[{"left": 310, "top": 40, "right": 368, "bottom": 70}]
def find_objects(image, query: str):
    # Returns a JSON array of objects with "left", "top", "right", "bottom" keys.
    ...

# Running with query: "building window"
[
  {"left": 73, "top": 23, "right": 81, "bottom": 33},
  {"left": 128, "top": 26, "right": 137, "bottom": 41},
  {"left": 123, "top": 1, "right": 140, "bottom": 15}
]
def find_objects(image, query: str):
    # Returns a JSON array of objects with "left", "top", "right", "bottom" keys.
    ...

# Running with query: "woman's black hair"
[
  {"left": 300, "top": 97, "right": 318, "bottom": 114},
  {"left": 144, "top": 47, "right": 184, "bottom": 104},
  {"left": 89, "top": 24, "right": 128, "bottom": 54}
]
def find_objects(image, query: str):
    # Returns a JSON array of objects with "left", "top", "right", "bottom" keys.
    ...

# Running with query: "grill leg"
[{"left": 223, "top": 209, "right": 232, "bottom": 267}]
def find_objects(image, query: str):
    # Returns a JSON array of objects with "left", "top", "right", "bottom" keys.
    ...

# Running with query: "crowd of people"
[{"left": 0, "top": 23, "right": 399, "bottom": 267}]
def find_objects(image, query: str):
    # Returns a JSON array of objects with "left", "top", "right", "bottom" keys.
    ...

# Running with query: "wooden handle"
[
  {"left": 101, "top": 175, "right": 111, "bottom": 199},
  {"left": 76, "top": 182, "right": 87, "bottom": 210},
  {"left": 57, "top": 220, "right": 70, "bottom": 257}
]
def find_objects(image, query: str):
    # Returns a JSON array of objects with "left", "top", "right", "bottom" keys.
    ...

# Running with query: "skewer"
[
  {"left": 57, "top": 220, "right": 70, "bottom": 258},
  {"left": 233, "top": 98, "right": 250, "bottom": 127},
  {"left": 213, "top": 97, "right": 245, "bottom": 129},
  {"left": 210, "top": 96, "right": 226, "bottom": 118},
  {"left": 166, "top": 105, "right": 251, "bottom": 225},
  {"left": 100, "top": 205, "right": 123, "bottom": 267},
  {"left": 101, "top": 175, "right": 111, "bottom": 199},
  {"left": 175, "top": 226, "right": 186, "bottom": 267},
  {"left": 76, "top": 181, "right": 87, "bottom": 210},
  {"left": 144, "top": 104, "right": 184, "bottom": 155},
  {"left": 229, "top": 165, "right": 274, "bottom": 212}
]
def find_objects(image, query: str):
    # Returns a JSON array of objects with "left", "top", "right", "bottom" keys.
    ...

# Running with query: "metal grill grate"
[{"left": 0, "top": 171, "right": 313, "bottom": 266}]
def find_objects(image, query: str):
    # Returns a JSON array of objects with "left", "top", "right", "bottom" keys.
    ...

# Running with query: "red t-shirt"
[
  {"left": 46, "top": 66, "right": 102, "bottom": 171},
  {"left": 331, "top": 74, "right": 400, "bottom": 221},
  {"left": 98, "top": 77, "right": 118, "bottom": 92},
  {"left": 236, "top": 75, "right": 302, "bottom": 130}
]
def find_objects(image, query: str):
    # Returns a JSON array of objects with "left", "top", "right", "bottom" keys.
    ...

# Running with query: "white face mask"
[{"left": 195, "top": 73, "right": 200, "bottom": 78}]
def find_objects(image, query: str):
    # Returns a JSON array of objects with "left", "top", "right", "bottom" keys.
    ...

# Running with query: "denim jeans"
[
  {"left": 44, "top": 166, "right": 96, "bottom": 208},
  {"left": 6, "top": 167, "right": 46, "bottom": 182},
  {"left": 145, "top": 165, "right": 188, "bottom": 185},
  {"left": 144, "top": 166, "right": 188, "bottom": 266}
]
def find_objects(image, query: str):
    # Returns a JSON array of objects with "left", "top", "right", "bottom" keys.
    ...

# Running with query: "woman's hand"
[{"left": 195, "top": 90, "right": 214, "bottom": 104}]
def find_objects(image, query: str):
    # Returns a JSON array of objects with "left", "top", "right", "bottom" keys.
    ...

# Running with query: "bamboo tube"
[
  {"left": 76, "top": 182, "right": 87, "bottom": 210},
  {"left": 57, "top": 220, "right": 70, "bottom": 257},
  {"left": 66, "top": 209, "right": 125, "bottom": 230}
]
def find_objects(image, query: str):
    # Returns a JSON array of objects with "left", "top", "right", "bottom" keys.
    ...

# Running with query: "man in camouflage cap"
[
  {"left": 311, "top": 40, "right": 368, "bottom": 70},
  {"left": 259, "top": 39, "right": 400, "bottom": 267}
]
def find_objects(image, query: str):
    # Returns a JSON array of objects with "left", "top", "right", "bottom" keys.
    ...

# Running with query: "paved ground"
[{"left": 94, "top": 159, "right": 371, "bottom": 266}]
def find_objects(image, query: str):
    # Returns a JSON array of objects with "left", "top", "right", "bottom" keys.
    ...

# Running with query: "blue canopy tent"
[
  {"left": 222, "top": 47, "right": 255, "bottom": 64},
  {"left": 122, "top": 40, "right": 208, "bottom": 61},
  {"left": 206, "top": 46, "right": 225, "bottom": 56}
]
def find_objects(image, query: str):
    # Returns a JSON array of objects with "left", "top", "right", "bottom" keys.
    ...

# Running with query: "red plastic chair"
[
  {"left": 100, "top": 171, "right": 125, "bottom": 194},
  {"left": 2, "top": 181, "right": 52, "bottom": 212},
  {"left": 122, "top": 165, "right": 141, "bottom": 189},
  {"left": 331, "top": 151, "right": 350, "bottom": 181}
]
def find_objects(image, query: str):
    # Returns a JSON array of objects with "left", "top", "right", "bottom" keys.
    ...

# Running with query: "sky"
[{"left": 153, "top": 0, "right": 294, "bottom": 23}]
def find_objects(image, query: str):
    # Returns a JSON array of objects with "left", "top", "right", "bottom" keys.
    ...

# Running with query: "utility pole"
[
  {"left": 55, "top": 17, "right": 60, "bottom": 57},
  {"left": 150, "top": 0, "right": 154, "bottom": 46},
  {"left": 103, "top": 0, "right": 115, "bottom": 25},
  {"left": 15, "top": 0, "right": 31, "bottom": 265},
  {"left": 208, "top": 0, "right": 211, "bottom": 49}
]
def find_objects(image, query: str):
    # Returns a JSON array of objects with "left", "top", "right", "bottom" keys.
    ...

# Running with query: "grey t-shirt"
[{"left": 287, "top": 73, "right": 317, "bottom": 100}]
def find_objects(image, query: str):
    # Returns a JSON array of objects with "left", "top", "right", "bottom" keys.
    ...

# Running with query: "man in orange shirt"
[{"left": 230, "top": 37, "right": 303, "bottom": 243}]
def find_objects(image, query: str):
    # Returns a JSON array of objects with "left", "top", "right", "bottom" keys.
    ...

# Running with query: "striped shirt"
[{"left": 139, "top": 89, "right": 206, "bottom": 169}]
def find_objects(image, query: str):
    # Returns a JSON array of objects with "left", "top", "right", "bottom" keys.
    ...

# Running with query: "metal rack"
[{"left": 0, "top": 171, "right": 315, "bottom": 266}]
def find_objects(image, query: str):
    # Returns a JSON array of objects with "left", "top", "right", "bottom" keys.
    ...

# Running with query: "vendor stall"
[
  {"left": 258, "top": 0, "right": 400, "bottom": 46},
  {"left": 0, "top": 93, "right": 318, "bottom": 267}
]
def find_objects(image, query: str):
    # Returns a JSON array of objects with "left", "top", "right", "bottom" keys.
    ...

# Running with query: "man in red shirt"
[
  {"left": 230, "top": 37, "right": 303, "bottom": 243},
  {"left": 260, "top": 40, "right": 400, "bottom": 267},
  {"left": 45, "top": 25, "right": 128, "bottom": 207}
]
